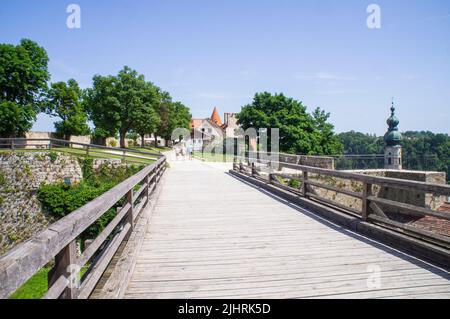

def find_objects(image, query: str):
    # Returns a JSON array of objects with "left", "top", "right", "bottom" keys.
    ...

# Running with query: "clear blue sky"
[{"left": 1, "top": 0, "right": 449, "bottom": 135}]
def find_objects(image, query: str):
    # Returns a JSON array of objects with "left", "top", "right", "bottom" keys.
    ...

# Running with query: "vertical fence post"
[
  {"left": 251, "top": 162, "right": 257, "bottom": 178},
  {"left": 144, "top": 173, "right": 150, "bottom": 206},
  {"left": 11, "top": 140, "right": 15, "bottom": 151},
  {"left": 268, "top": 160, "right": 273, "bottom": 184},
  {"left": 48, "top": 240, "right": 78, "bottom": 299},
  {"left": 362, "top": 182, "right": 372, "bottom": 221},
  {"left": 48, "top": 140, "right": 52, "bottom": 150},
  {"left": 302, "top": 171, "right": 309, "bottom": 197},
  {"left": 125, "top": 189, "right": 134, "bottom": 237},
  {"left": 86, "top": 145, "right": 90, "bottom": 157}
]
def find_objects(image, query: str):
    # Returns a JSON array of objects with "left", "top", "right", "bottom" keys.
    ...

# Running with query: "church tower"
[
  {"left": 210, "top": 107, "right": 223, "bottom": 126},
  {"left": 384, "top": 101, "right": 402, "bottom": 170}
]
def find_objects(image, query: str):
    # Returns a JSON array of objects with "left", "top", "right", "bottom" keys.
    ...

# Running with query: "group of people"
[{"left": 174, "top": 141, "right": 193, "bottom": 161}]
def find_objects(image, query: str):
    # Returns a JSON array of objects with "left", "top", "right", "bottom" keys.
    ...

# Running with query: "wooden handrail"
[
  {"left": 235, "top": 156, "right": 450, "bottom": 196},
  {"left": 0, "top": 156, "right": 167, "bottom": 299},
  {"left": 0, "top": 138, "right": 162, "bottom": 158}
]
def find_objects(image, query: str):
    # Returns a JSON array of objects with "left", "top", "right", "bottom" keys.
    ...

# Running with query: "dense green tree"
[
  {"left": 84, "top": 66, "right": 158, "bottom": 148},
  {"left": 338, "top": 131, "right": 384, "bottom": 155},
  {"left": 402, "top": 131, "right": 450, "bottom": 178},
  {"left": 172, "top": 101, "right": 192, "bottom": 130},
  {"left": 311, "top": 108, "right": 344, "bottom": 155},
  {"left": 236, "top": 92, "right": 343, "bottom": 155},
  {"left": 155, "top": 100, "right": 192, "bottom": 146},
  {"left": 45, "top": 79, "right": 90, "bottom": 139},
  {"left": 132, "top": 82, "right": 161, "bottom": 147},
  {"left": 154, "top": 90, "right": 175, "bottom": 147},
  {"left": 0, "top": 39, "right": 50, "bottom": 137}
]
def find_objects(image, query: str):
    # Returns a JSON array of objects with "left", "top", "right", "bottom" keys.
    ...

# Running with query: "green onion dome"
[{"left": 384, "top": 102, "right": 402, "bottom": 146}]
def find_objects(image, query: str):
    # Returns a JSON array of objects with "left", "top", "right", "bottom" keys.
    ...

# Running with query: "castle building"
[
  {"left": 190, "top": 107, "right": 241, "bottom": 151},
  {"left": 384, "top": 102, "right": 402, "bottom": 170}
]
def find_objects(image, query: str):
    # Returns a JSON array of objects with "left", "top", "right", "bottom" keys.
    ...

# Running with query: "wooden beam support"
[
  {"left": 48, "top": 240, "right": 78, "bottom": 299},
  {"left": 125, "top": 189, "right": 134, "bottom": 237},
  {"left": 302, "top": 171, "right": 309, "bottom": 198},
  {"left": 362, "top": 182, "right": 372, "bottom": 221}
]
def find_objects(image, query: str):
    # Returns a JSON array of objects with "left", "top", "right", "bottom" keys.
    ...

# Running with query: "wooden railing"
[
  {"left": 0, "top": 138, "right": 160, "bottom": 164},
  {"left": 0, "top": 154, "right": 167, "bottom": 299},
  {"left": 233, "top": 155, "right": 450, "bottom": 248}
]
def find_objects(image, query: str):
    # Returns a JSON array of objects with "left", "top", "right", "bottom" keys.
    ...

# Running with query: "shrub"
[
  {"left": 108, "top": 139, "right": 118, "bottom": 148},
  {"left": 37, "top": 161, "right": 144, "bottom": 240},
  {"left": 80, "top": 158, "right": 94, "bottom": 181},
  {"left": 38, "top": 181, "right": 117, "bottom": 239},
  {"left": 0, "top": 171, "right": 5, "bottom": 187},
  {"left": 23, "top": 164, "right": 32, "bottom": 178},
  {"left": 48, "top": 152, "right": 58, "bottom": 163},
  {"left": 288, "top": 179, "right": 301, "bottom": 189}
]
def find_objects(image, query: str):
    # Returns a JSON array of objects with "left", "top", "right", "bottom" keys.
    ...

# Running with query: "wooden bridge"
[{"left": 1, "top": 149, "right": 450, "bottom": 299}]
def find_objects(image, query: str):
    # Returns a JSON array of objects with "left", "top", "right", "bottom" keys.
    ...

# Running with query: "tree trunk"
[
  {"left": 141, "top": 134, "right": 145, "bottom": 148},
  {"left": 154, "top": 135, "right": 159, "bottom": 148},
  {"left": 120, "top": 132, "right": 126, "bottom": 149}
]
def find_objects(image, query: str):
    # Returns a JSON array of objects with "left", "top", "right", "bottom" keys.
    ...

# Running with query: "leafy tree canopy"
[
  {"left": 130, "top": 81, "right": 161, "bottom": 147},
  {"left": 84, "top": 66, "right": 158, "bottom": 148},
  {"left": 0, "top": 39, "right": 49, "bottom": 137},
  {"left": 337, "top": 131, "right": 384, "bottom": 155},
  {"left": 45, "top": 79, "right": 90, "bottom": 139},
  {"left": 153, "top": 91, "right": 191, "bottom": 145},
  {"left": 236, "top": 92, "right": 343, "bottom": 155}
]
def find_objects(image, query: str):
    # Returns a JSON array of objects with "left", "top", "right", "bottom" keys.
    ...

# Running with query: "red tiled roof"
[
  {"left": 190, "top": 119, "right": 203, "bottom": 129},
  {"left": 410, "top": 202, "right": 450, "bottom": 237},
  {"left": 210, "top": 107, "right": 223, "bottom": 126},
  {"left": 438, "top": 202, "right": 450, "bottom": 213}
]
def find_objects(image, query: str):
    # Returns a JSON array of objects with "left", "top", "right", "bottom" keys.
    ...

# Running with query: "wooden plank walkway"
[{"left": 124, "top": 160, "right": 450, "bottom": 299}]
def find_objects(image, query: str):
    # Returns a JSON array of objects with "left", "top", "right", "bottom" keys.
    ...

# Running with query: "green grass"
[
  {"left": 193, "top": 152, "right": 236, "bottom": 163},
  {"left": 0, "top": 147, "right": 156, "bottom": 165},
  {"left": 130, "top": 146, "right": 171, "bottom": 154},
  {"left": 10, "top": 267, "right": 50, "bottom": 299},
  {"left": 55, "top": 147, "right": 156, "bottom": 165}
]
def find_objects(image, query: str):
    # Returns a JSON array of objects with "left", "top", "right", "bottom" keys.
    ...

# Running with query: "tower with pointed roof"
[
  {"left": 210, "top": 107, "right": 223, "bottom": 126},
  {"left": 384, "top": 100, "right": 402, "bottom": 170}
]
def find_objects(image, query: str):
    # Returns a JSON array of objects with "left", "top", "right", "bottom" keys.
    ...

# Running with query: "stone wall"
[
  {"left": 92, "top": 158, "right": 124, "bottom": 170},
  {"left": 0, "top": 152, "right": 83, "bottom": 255},
  {"left": 278, "top": 153, "right": 335, "bottom": 169},
  {"left": 69, "top": 135, "right": 91, "bottom": 148},
  {"left": 24, "top": 132, "right": 56, "bottom": 149}
]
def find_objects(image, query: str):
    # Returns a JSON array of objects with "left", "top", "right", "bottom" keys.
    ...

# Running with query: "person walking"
[{"left": 187, "top": 143, "right": 193, "bottom": 160}]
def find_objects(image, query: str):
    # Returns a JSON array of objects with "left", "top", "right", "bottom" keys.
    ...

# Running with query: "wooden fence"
[
  {"left": 0, "top": 138, "right": 160, "bottom": 164},
  {"left": 0, "top": 147, "right": 167, "bottom": 299},
  {"left": 233, "top": 155, "right": 450, "bottom": 249}
]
